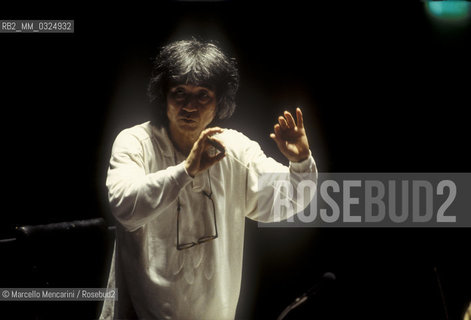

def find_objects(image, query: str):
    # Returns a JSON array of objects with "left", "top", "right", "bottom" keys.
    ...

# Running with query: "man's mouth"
[{"left": 180, "top": 118, "right": 197, "bottom": 123}]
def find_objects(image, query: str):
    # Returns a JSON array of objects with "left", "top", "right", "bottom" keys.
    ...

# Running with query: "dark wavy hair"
[{"left": 148, "top": 39, "right": 239, "bottom": 127}]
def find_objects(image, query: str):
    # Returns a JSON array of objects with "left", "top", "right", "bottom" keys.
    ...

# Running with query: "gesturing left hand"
[{"left": 270, "top": 107, "right": 310, "bottom": 163}]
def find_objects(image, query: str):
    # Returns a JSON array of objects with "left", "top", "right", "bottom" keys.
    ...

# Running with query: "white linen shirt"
[{"left": 100, "top": 121, "right": 317, "bottom": 320}]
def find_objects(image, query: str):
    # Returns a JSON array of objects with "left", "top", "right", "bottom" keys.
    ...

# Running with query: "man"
[{"left": 100, "top": 39, "right": 317, "bottom": 319}]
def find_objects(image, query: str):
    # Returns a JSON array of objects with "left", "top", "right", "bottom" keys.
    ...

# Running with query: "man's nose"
[{"left": 182, "top": 96, "right": 198, "bottom": 112}]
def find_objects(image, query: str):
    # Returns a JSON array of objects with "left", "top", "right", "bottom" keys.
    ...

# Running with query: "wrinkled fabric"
[{"left": 100, "top": 122, "right": 317, "bottom": 320}]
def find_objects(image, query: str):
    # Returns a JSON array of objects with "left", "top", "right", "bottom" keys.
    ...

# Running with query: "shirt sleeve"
[
  {"left": 242, "top": 138, "right": 318, "bottom": 223},
  {"left": 106, "top": 130, "right": 192, "bottom": 232}
]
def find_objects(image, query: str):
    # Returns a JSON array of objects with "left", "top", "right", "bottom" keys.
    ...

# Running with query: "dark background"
[{"left": 0, "top": 1, "right": 470, "bottom": 319}]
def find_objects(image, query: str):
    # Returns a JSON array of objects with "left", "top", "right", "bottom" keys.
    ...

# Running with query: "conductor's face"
[{"left": 166, "top": 84, "right": 217, "bottom": 136}]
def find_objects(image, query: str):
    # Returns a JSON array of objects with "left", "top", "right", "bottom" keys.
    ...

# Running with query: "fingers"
[
  {"left": 296, "top": 107, "right": 304, "bottom": 129},
  {"left": 187, "top": 127, "right": 225, "bottom": 177},
  {"left": 277, "top": 108, "right": 303, "bottom": 130},
  {"left": 271, "top": 123, "right": 281, "bottom": 139},
  {"left": 201, "top": 127, "right": 224, "bottom": 139},
  {"left": 270, "top": 124, "right": 283, "bottom": 144},
  {"left": 278, "top": 116, "right": 289, "bottom": 130},
  {"left": 270, "top": 107, "right": 305, "bottom": 146},
  {"left": 208, "top": 150, "right": 226, "bottom": 164},
  {"left": 270, "top": 130, "right": 283, "bottom": 149},
  {"left": 284, "top": 111, "right": 296, "bottom": 129},
  {"left": 196, "top": 127, "right": 224, "bottom": 149},
  {"left": 202, "top": 142, "right": 226, "bottom": 169},
  {"left": 204, "top": 127, "right": 225, "bottom": 153},
  {"left": 207, "top": 136, "right": 226, "bottom": 153},
  {"left": 271, "top": 107, "right": 309, "bottom": 162}
]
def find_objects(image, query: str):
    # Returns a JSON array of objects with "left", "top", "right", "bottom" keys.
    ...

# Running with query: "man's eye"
[
  {"left": 198, "top": 91, "right": 210, "bottom": 101},
  {"left": 173, "top": 89, "right": 186, "bottom": 99}
]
